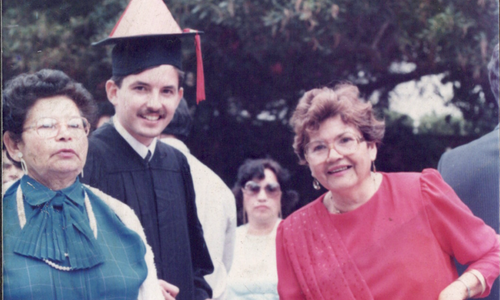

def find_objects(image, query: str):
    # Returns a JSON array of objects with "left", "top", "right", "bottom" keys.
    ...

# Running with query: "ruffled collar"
[
  {"left": 21, "top": 175, "right": 85, "bottom": 207},
  {"left": 13, "top": 175, "right": 104, "bottom": 270}
]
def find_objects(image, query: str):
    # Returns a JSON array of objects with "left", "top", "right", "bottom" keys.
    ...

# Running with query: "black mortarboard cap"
[{"left": 92, "top": 0, "right": 206, "bottom": 103}]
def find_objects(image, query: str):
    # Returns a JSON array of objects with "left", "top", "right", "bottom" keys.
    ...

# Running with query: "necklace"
[
  {"left": 326, "top": 172, "right": 379, "bottom": 214},
  {"left": 16, "top": 185, "right": 97, "bottom": 272},
  {"left": 325, "top": 193, "right": 344, "bottom": 214},
  {"left": 43, "top": 258, "right": 72, "bottom": 271}
]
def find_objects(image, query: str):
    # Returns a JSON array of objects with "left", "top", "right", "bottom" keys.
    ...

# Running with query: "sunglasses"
[{"left": 242, "top": 181, "right": 281, "bottom": 197}]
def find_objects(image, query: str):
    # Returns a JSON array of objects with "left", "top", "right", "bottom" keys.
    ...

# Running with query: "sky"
[{"left": 386, "top": 71, "right": 463, "bottom": 127}]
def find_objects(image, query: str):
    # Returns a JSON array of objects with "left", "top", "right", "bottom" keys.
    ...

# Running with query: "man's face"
[{"left": 106, "top": 65, "right": 183, "bottom": 146}]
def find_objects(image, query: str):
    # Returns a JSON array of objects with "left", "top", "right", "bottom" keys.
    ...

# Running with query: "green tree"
[
  {"left": 2, "top": 0, "right": 498, "bottom": 207},
  {"left": 418, "top": 112, "right": 472, "bottom": 136}
]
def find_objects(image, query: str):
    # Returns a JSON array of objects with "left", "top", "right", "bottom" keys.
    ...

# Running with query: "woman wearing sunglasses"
[
  {"left": 2, "top": 69, "right": 164, "bottom": 299},
  {"left": 227, "top": 158, "right": 298, "bottom": 299},
  {"left": 276, "top": 83, "right": 500, "bottom": 299}
]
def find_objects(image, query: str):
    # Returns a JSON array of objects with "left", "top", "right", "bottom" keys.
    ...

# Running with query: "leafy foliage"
[{"left": 2, "top": 0, "right": 498, "bottom": 207}]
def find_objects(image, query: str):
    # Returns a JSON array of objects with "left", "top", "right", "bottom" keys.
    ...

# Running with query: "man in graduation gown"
[{"left": 82, "top": 0, "right": 213, "bottom": 299}]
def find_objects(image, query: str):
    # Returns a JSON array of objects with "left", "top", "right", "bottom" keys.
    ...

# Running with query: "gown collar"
[{"left": 114, "top": 116, "right": 157, "bottom": 159}]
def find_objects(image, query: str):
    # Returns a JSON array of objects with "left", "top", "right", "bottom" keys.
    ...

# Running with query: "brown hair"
[{"left": 290, "top": 83, "right": 385, "bottom": 165}]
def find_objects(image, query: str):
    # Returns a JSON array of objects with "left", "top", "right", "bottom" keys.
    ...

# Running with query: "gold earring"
[{"left": 313, "top": 178, "right": 321, "bottom": 190}]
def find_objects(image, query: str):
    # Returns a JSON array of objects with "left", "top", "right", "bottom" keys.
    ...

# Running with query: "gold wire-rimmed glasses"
[
  {"left": 304, "top": 132, "right": 365, "bottom": 164},
  {"left": 23, "top": 117, "right": 90, "bottom": 139}
]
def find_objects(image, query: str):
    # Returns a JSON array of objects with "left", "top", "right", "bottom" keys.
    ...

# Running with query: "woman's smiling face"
[{"left": 306, "top": 115, "right": 377, "bottom": 194}]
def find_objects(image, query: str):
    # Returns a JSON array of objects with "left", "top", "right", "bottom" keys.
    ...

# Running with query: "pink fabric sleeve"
[
  {"left": 276, "top": 221, "right": 305, "bottom": 300},
  {"left": 420, "top": 169, "right": 500, "bottom": 297}
]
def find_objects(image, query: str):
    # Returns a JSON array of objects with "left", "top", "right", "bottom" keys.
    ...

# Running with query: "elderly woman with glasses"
[
  {"left": 227, "top": 158, "right": 298, "bottom": 299},
  {"left": 2, "top": 69, "right": 164, "bottom": 299},
  {"left": 276, "top": 83, "right": 500, "bottom": 300}
]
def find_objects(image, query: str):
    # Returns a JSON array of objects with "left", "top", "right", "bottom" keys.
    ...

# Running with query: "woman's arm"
[
  {"left": 439, "top": 271, "right": 485, "bottom": 299},
  {"left": 276, "top": 222, "right": 304, "bottom": 300},
  {"left": 420, "top": 169, "right": 500, "bottom": 297}
]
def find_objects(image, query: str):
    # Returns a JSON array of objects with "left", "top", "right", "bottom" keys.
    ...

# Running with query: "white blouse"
[{"left": 227, "top": 220, "right": 281, "bottom": 300}]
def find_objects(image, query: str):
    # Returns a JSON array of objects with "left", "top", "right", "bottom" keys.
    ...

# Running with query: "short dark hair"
[
  {"left": 97, "top": 101, "right": 115, "bottom": 118},
  {"left": 232, "top": 158, "right": 299, "bottom": 225},
  {"left": 110, "top": 66, "right": 185, "bottom": 89},
  {"left": 162, "top": 98, "right": 192, "bottom": 141},
  {"left": 2, "top": 69, "right": 97, "bottom": 163},
  {"left": 93, "top": 101, "right": 116, "bottom": 129}
]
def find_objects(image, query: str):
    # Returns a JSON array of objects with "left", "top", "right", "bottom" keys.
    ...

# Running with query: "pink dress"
[{"left": 276, "top": 169, "right": 500, "bottom": 299}]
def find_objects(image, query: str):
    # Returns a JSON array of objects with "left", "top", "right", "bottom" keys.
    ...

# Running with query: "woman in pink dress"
[{"left": 276, "top": 83, "right": 500, "bottom": 299}]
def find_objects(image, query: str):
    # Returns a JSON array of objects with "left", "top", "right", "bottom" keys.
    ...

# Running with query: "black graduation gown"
[{"left": 82, "top": 122, "right": 213, "bottom": 300}]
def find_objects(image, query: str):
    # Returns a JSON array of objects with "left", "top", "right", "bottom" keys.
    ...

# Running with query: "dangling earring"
[
  {"left": 371, "top": 161, "right": 377, "bottom": 173},
  {"left": 18, "top": 153, "right": 28, "bottom": 175},
  {"left": 81, "top": 169, "right": 84, "bottom": 178},
  {"left": 278, "top": 207, "right": 283, "bottom": 219},
  {"left": 313, "top": 178, "right": 321, "bottom": 190}
]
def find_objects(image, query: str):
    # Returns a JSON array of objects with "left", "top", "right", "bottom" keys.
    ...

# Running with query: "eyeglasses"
[
  {"left": 242, "top": 181, "right": 281, "bottom": 198},
  {"left": 23, "top": 117, "right": 90, "bottom": 139},
  {"left": 304, "top": 132, "right": 365, "bottom": 164}
]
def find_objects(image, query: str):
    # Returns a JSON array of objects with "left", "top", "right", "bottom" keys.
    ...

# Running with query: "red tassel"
[
  {"left": 194, "top": 33, "right": 205, "bottom": 104},
  {"left": 183, "top": 29, "right": 206, "bottom": 104}
]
